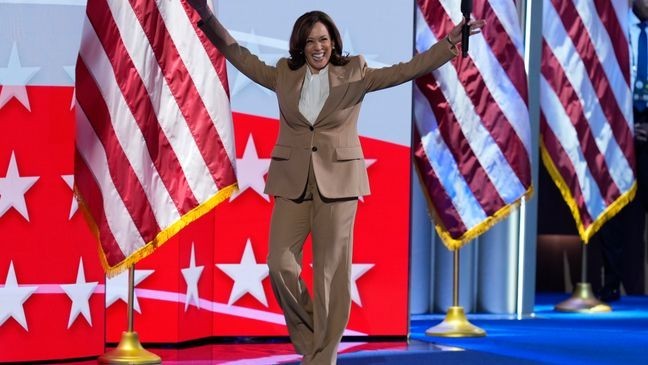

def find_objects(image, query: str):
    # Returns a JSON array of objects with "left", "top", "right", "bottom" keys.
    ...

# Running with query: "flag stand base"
[
  {"left": 554, "top": 282, "right": 611, "bottom": 313},
  {"left": 425, "top": 306, "right": 486, "bottom": 337},
  {"left": 99, "top": 331, "right": 161, "bottom": 364},
  {"left": 99, "top": 267, "right": 161, "bottom": 364}
]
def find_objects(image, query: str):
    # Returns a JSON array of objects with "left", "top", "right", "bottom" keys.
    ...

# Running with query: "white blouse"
[{"left": 298, "top": 65, "right": 330, "bottom": 124}]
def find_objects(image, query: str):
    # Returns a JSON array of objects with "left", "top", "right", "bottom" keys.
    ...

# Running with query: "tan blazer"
[{"left": 200, "top": 20, "right": 456, "bottom": 199}]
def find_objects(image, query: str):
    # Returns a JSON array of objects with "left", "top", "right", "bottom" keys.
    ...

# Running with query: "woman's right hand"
[
  {"left": 447, "top": 17, "right": 486, "bottom": 46},
  {"left": 186, "top": 0, "right": 210, "bottom": 18}
]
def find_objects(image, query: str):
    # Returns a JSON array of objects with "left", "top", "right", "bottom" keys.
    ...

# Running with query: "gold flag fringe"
[
  {"left": 540, "top": 140, "right": 636, "bottom": 244},
  {"left": 75, "top": 183, "right": 238, "bottom": 278},
  {"left": 414, "top": 164, "right": 534, "bottom": 250}
]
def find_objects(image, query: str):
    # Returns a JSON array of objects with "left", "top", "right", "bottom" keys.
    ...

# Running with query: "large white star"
[
  {"left": 308, "top": 261, "right": 375, "bottom": 307},
  {"left": 0, "top": 43, "right": 40, "bottom": 111},
  {"left": 181, "top": 243, "right": 204, "bottom": 311},
  {"left": 230, "top": 135, "right": 271, "bottom": 202},
  {"left": 61, "top": 174, "right": 78, "bottom": 219},
  {"left": 231, "top": 30, "right": 284, "bottom": 96},
  {"left": 0, "top": 151, "right": 40, "bottom": 221},
  {"left": 342, "top": 30, "right": 382, "bottom": 67},
  {"left": 63, "top": 65, "right": 76, "bottom": 110},
  {"left": 350, "top": 263, "right": 374, "bottom": 307},
  {"left": 105, "top": 269, "right": 154, "bottom": 313},
  {"left": 60, "top": 258, "right": 98, "bottom": 328},
  {"left": 359, "top": 158, "right": 377, "bottom": 203},
  {"left": 0, "top": 261, "right": 38, "bottom": 331},
  {"left": 216, "top": 239, "right": 269, "bottom": 307}
]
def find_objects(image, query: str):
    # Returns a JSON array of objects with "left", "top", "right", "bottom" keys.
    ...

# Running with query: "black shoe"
[{"left": 597, "top": 285, "right": 621, "bottom": 302}]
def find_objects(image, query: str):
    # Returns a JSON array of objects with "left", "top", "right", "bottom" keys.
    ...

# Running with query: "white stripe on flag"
[
  {"left": 438, "top": 0, "right": 461, "bottom": 23},
  {"left": 416, "top": 8, "right": 531, "bottom": 157},
  {"left": 416, "top": 13, "right": 526, "bottom": 204},
  {"left": 488, "top": 0, "right": 525, "bottom": 56},
  {"left": 105, "top": 0, "right": 219, "bottom": 203},
  {"left": 573, "top": 0, "right": 632, "bottom": 113},
  {"left": 413, "top": 87, "right": 487, "bottom": 229},
  {"left": 543, "top": 1, "right": 633, "bottom": 195},
  {"left": 79, "top": 17, "right": 180, "bottom": 228},
  {"left": 465, "top": 32, "right": 532, "bottom": 157},
  {"left": 540, "top": 75, "right": 606, "bottom": 220},
  {"left": 76, "top": 106, "right": 146, "bottom": 255},
  {"left": 612, "top": 0, "right": 631, "bottom": 45},
  {"left": 155, "top": 0, "right": 237, "bottom": 169}
]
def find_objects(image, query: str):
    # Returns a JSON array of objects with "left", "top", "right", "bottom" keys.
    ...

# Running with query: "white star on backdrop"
[
  {"left": 359, "top": 158, "right": 376, "bottom": 203},
  {"left": 216, "top": 239, "right": 269, "bottom": 307},
  {"left": 230, "top": 135, "right": 271, "bottom": 202},
  {"left": 105, "top": 269, "right": 154, "bottom": 313},
  {"left": 181, "top": 243, "right": 204, "bottom": 311},
  {"left": 0, "top": 261, "right": 38, "bottom": 331},
  {"left": 0, "top": 151, "right": 40, "bottom": 221},
  {"left": 350, "top": 263, "right": 374, "bottom": 307},
  {"left": 342, "top": 30, "right": 381, "bottom": 67},
  {"left": 61, "top": 174, "right": 78, "bottom": 219},
  {"left": 231, "top": 30, "right": 284, "bottom": 96},
  {"left": 0, "top": 43, "right": 40, "bottom": 111},
  {"left": 63, "top": 65, "right": 76, "bottom": 110},
  {"left": 309, "top": 261, "right": 375, "bottom": 307},
  {"left": 60, "top": 258, "right": 98, "bottom": 328}
]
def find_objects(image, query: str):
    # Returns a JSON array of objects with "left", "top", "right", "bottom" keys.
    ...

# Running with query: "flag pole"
[
  {"left": 426, "top": 4, "right": 485, "bottom": 338},
  {"left": 99, "top": 265, "right": 161, "bottom": 364},
  {"left": 554, "top": 242, "right": 611, "bottom": 313},
  {"left": 425, "top": 248, "right": 486, "bottom": 337}
]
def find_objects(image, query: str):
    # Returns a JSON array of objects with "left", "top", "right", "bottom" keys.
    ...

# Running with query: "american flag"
[
  {"left": 540, "top": 0, "right": 634, "bottom": 242},
  {"left": 414, "top": 0, "right": 532, "bottom": 249},
  {"left": 74, "top": 0, "right": 237, "bottom": 276}
]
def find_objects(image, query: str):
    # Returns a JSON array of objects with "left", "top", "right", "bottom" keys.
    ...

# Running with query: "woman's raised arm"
[
  {"left": 362, "top": 18, "right": 485, "bottom": 92},
  {"left": 186, "top": 0, "right": 277, "bottom": 91}
]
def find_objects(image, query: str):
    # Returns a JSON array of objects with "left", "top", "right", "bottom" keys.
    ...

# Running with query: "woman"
[{"left": 188, "top": 2, "right": 484, "bottom": 364}]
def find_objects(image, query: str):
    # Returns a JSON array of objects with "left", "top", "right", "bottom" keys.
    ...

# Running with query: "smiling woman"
[
  {"left": 187, "top": 0, "right": 483, "bottom": 364},
  {"left": 286, "top": 11, "right": 349, "bottom": 72}
]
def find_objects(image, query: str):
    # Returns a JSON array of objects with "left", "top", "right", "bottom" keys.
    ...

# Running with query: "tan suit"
[{"left": 199, "top": 18, "right": 456, "bottom": 364}]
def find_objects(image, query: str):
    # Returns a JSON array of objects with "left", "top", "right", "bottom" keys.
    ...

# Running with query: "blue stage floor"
[
  {"left": 67, "top": 293, "right": 648, "bottom": 364},
  {"left": 408, "top": 293, "right": 648, "bottom": 365}
]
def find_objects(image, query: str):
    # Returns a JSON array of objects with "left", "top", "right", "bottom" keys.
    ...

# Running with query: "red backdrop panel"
[{"left": 0, "top": 86, "right": 104, "bottom": 362}]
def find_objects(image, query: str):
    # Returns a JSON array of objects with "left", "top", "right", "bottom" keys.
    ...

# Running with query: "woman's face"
[{"left": 304, "top": 22, "right": 333, "bottom": 73}]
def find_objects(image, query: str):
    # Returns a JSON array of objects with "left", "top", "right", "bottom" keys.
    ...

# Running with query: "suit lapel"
[
  {"left": 314, "top": 64, "right": 347, "bottom": 126},
  {"left": 285, "top": 64, "right": 310, "bottom": 126}
]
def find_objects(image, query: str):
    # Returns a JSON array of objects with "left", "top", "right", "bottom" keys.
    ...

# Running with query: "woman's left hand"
[{"left": 447, "top": 17, "right": 486, "bottom": 46}]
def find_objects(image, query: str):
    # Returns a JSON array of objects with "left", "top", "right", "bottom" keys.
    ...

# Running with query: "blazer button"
[
  {"left": 312, "top": 146, "right": 318, "bottom": 152},
  {"left": 309, "top": 126, "right": 314, "bottom": 131}
]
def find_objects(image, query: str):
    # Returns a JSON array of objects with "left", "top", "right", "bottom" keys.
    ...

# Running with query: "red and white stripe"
[
  {"left": 540, "top": 0, "right": 634, "bottom": 241},
  {"left": 74, "top": 0, "right": 236, "bottom": 274},
  {"left": 414, "top": 0, "right": 532, "bottom": 248}
]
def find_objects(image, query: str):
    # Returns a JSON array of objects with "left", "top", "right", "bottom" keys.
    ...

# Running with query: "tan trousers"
[{"left": 267, "top": 167, "right": 358, "bottom": 365}]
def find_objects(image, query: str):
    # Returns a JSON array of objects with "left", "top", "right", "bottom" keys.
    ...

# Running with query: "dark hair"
[{"left": 287, "top": 11, "right": 350, "bottom": 70}]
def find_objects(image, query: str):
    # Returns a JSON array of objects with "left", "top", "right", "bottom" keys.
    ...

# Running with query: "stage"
[{"left": 56, "top": 293, "right": 647, "bottom": 365}]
